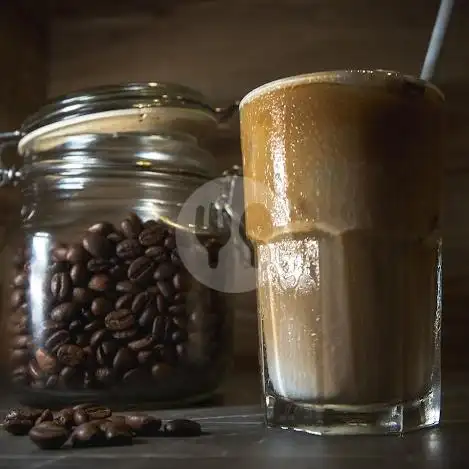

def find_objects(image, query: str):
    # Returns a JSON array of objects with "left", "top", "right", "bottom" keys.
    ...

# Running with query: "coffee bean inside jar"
[{"left": 6, "top": 213, "right": 230, "bottom": 407}]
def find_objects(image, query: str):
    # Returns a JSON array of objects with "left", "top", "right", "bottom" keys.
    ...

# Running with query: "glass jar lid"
[{"left": 17, "top": 83, "right": 223, "bottom": 155}]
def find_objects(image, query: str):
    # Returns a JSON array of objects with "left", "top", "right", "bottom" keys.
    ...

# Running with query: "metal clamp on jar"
[{"left": 0, "top": 83, "right": 251, "bottom": 408}]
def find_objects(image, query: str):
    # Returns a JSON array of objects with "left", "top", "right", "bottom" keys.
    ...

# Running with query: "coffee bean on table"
[
  {"left": 164, "top": 419, "right": 202, "bottom": 437},
  {"left": 102, "top": 422, "right": 133, "bottom": 446},
  {"left": 29, "top": 422, "right": 70, "bottom": 450},
  {"left": 3, "top": 407, "right": 42, "bottom": 434},
  {"left": 113, "top": 348, "right": 137, "bottom": 375},
  {"left": 53, "top": 408, "right": 75, "bottom": 429},
  {"left": 88, "top": 222, "right": 116, "bottom": 236},
  {"left": 35, "top": 409, "right": 53, "bottom": 426},
  {"left": 125, "top": 414, "right": 161, "bottom": 436},
  {"left": 79, "top": 404, "right": 112, "bottom": 421},
  {"left": 73, "top": 409, "right": 89, "bottom": 426},
  {"left": 71, "top": 422, "right": 105, "bottom": 448},
  {"left": 87, "top": 259, "right": 113, "bottom": 273},
  {"left": 3, "top": 416, "right": 35, "bottom": 436}
]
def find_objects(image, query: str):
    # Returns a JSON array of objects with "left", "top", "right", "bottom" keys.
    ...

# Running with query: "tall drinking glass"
[{"left": 239, "top": 70, "right": 444, "bottom": 435}]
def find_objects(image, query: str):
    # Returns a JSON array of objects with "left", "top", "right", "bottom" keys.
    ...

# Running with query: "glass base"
[{"left": 264, "top": 388, "right": 441, "bottom": 435}]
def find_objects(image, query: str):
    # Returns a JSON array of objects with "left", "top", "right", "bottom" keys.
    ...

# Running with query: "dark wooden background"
[{"left": 1, "top": 0, "right": 469, "bottom": 370}]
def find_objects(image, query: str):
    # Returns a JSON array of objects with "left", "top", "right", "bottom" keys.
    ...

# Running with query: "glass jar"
[{"left": 0, "top": 83, "right": 243, "bottom": 408}]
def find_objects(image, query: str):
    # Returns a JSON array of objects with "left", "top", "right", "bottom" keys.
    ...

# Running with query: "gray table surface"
[{"left": 0, "top": 371, "right": 468, "bottom": 468}]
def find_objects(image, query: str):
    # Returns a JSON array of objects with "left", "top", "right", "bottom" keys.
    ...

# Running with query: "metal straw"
[{"left": 421, "top": 0, "right": 455, "bottom": 80}]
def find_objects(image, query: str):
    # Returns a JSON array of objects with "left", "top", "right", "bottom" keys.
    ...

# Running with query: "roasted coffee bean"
[
  {"left": 122, "top": 368, "right": 150, "bottom": 386},
  {"left": 91, "top": 297, "right": 113, "bottom": 317},
  {"left": 10, "top": 289, "right": 25, "bottom": 309},
  {"left": 107, "top": 232, "right": 124, "bottom": 244},
  {"left": 83, "top": 232, "right": 115, "bottom": 259},
  {"left": 70, "top": 264, "right": 89, "bottom": 287},
  {"left": 35, "top": 409, "right": 53, "bottom": 426},
  {"left": 153, "top": 262, "right": 175, "bottom": 281},
  {"left": 95, "top": 367, "right": 115, "bottom": 386},
  {"left": 109, "top": 264, "right": 127, "bottom": 280},
  {"left": 103, "top": 423, "right": 133, "bottom": 446},
  {"left": 35, "top": 348, "right": 58, "bottom": 374},
  {"left": 171, "top": 329, "right": 188, "bottom": 344},
  {"left": 5, "top": 407, "right": 44, "bottom": 422},
  {"left": 164, "top": 235, "right": 177, "bottom": 250},
  {"left": 157, "top": 280, "right": 174, "bottom": 299},
  {"left": 29, "top": 422, "right": 70, "bottom": 450},
  {"left": 89, "top": 274, "right": 112, "bottom": 292},
  {"left": 173, "top": 272, "right": 190, "bottom": 291},
  {"left": 139, "top": 225, "right": 165, "bottom": 247},
  {"left": 173, "top": 292, "right": 187, "bottom": 304},
  {"left": 27, "top": 359, "right": 44, "bottom": 381},
  {"left": 113, "top": 348, "right": 137, "bottom": 375},
  {"left": 87, "top": 258, "right": 113, "bottom": 273},
  {"left": 115, "top": 294, "right": 133, "bottom": 310},
  {"left": 11, "top": 366, "right": 30, "bottom": 385},
  {"left": 53, "top": 408, "right": 75, "bottom": 429},
  {"left": 105, "top": 310, "right": 135, "bottom": 331},
  {"left": 12, "top": 272, "right": 28, "bottom": 288},
  {"left": 151, "top": 363, "right": 173, "bottom": 380},
  {"left": 73, "top": 287, "right": 94, "bottom": 305},
  {"left": 168, "top": 304, "right": 186, "bottom": 316},
  {"left": 164, "top": 419, "right": 202, "bottom": 437},
  {"left": 96, "top": 341, "right": 118, "bottom": 366},
  {"left": 138, "top": 308, "right": 157, "bottom": 329},
  {"left": 156, "top": 294, "right": 168, "bottom": 314},
  {"left": 128, "top": 257, "right": 154, "bottom": 284},
  {"left": 120, "top": 213, "right": 143, "bottom": 239},
  {"left": 3, "top": 417, "right": 34, "bottom": 436},
  {"left": 71, "top": 422, "right": 105, "bottom": 448},
  {"left": 8, "top": 315, "right": 28, "bottom": 335},
  {"left": 58, "top": 366, "right": 84, "bottom": 389},
  {"left": 49, "top": 261, "right": 70, "bottom": 275},
  {"left": 112, "top": 329, "right": 138, "bottom": 340},
  {"left": 88, "top": 222, "right": 116, "bottom": 236},
  {"left": 11, "top": 334, "right": 30, "bottom": 349},
  {"left": 45, "top": 375, "right": 59, "bottom": 389},
  {"left": 44, "top": 330, "right": 70, "bottom": 352},
  {"left": 131, "top": 292, "right": 156, "bottom": 316},
  {"left": 152, "top": 316, "right": 171, "bottom": 342},
  {"left": 128, "top": 336, "right": 155, "bottom": 352},
  {"left": 103, "top": 415, "right": 128, "bottom": 428},
  {"left": 57, "top": 344, "right": 86, "bottom": 367},
  {"left": 116, "top": 239, "right": 143, "bottom": 260},
  {"left": 125, "top": 414, "right": 161, "bottom": 436},
  {"left": 82, "top": 405, "right": 112, "bottom": 421},
  {"left": 67, "top": 244, "right": 90, "bottom": 263},
  {"left": 73, "top": 409, "right": 89, "bottom": 426},
  {"left": 89, "top": 329, "right": 108, "bottom": 348},
  {"left": 10, "top": 348, "right": 30, "bottom": 366},
  {"left": 170, "top": 251, "right": 183, "bottom": 267},
  {"left": 51, "top": 245, "right": 68, "bottom": 262},
  {"left": 145, "top": 246, "right": 167, "bottom": 262},
  {"left": 50, "top": 302, "right": 77, "bottom": 323},
  {"left": 116, "top": 280, "right": 140, "bottom": 294},
  {"left": 137, "top": 350, "right": 155, "bottom": 366}
]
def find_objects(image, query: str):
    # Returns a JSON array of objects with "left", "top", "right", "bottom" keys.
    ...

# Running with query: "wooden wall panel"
[{"left": 43, "top": 0, "right": 469, "bottom": 368}]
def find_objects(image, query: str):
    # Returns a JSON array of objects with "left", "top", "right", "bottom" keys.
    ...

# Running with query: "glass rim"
[{"left": 239, "top": 69, "right": 444, "bottom": 108}]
